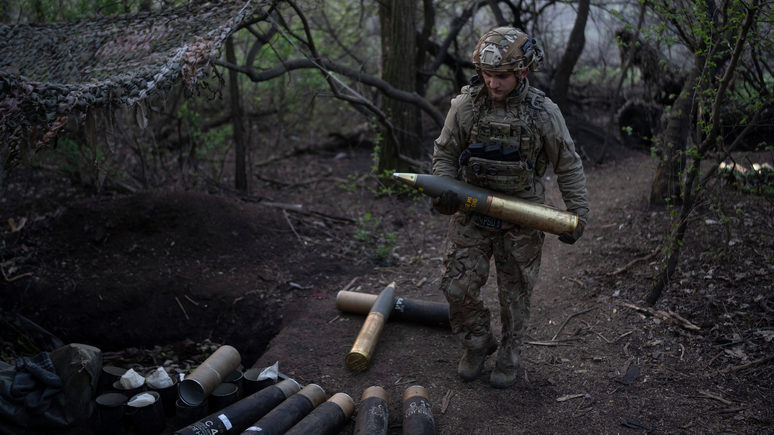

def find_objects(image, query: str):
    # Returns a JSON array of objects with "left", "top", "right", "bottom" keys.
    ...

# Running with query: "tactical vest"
[{"left": 460, "top": 84, "right": 550, "bottom": 194}]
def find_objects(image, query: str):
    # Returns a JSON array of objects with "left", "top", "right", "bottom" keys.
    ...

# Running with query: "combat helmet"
[{"left": 472, "top": 26, "right": 543, "bottom": 74}]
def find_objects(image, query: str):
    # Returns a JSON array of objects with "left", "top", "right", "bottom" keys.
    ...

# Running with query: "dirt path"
[{"left": 253, "top": 153, "right": 726, "bottom": 434}]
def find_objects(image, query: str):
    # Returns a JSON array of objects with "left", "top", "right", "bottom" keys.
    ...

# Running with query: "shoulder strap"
[{"left": 467, "top": 84, "right": 488, "bottom": 143}]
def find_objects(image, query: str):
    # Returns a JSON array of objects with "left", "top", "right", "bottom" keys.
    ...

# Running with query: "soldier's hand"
[
  {"left": 433, "top": 190, "right": 459, "bottom": 215},
  {"left": 559, "top": 220, "right": 585, "bottom": 245}
]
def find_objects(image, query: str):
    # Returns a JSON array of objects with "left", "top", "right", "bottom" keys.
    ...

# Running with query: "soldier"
[{"left": 432, "top": 26, "right": 589, "bottom": 388}]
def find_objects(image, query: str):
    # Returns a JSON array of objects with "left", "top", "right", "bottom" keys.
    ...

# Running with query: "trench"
[{"left": 2, "top": 275, "right": 284, "bottom": 374}]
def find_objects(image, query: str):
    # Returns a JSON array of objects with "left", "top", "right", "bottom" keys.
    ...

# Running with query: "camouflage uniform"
[{"left": 432, "top": 77, "right": 589, "bottom": 381}]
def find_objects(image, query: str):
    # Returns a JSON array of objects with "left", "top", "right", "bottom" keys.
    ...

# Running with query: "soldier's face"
[
  {"left": 481, "top": 70, "right": 518, "bottom": 102},
  {"left": 481, "top": 69, "right": 527, "bottom": 102}
]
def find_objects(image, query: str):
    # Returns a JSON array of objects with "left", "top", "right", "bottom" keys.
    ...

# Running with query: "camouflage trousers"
[{"left": 440, "top": 212, "right": 544, "bottom": 353}]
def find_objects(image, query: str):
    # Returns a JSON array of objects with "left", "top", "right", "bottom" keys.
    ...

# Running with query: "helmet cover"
[{"left": 472, "top": 26, "right": 543, "bottom": 73}]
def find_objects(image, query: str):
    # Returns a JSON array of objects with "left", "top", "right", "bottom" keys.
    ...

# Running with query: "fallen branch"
[
  {"left": 697, "top": 390, "right": 734, "bottom": 405},
  {"left": 340, "top": 277, "right": 358, "bottom": 293},
  {"left": 175, "top": 296, "right": 190, "bottom": 320},
  {"left": 525, "top": 341, "right": 574, "bottom": 347},
  {"left": 184, "top": 294, "right": 200, "bottom": 307},
  {"left": 260, "top": 201, "right": 354, "bottom": 225},
  {"left": 441, "top": 389, "right": 454, "bottom": 414},
  {"left": 618, "top": 301, "right": 700, "bottom": 331},
  {"left": 283, "top": 210, "right": 307, "bottom": 246},
  {"left": 1, "top": 265, "right": 33, "bottom": 282},
  {"left": 721, "top": 354, "right": 774, "bottom": 373},
  {"left": 556, "top": 393, "right": 586, "bottom": 402},
  {"left": 261, "top": 202, "right": 303, "bottom": 211},
  {"left": 552, "top": 307, "right": 597, "bottom": 341},
  {"left": 606, "top": 250, "right": 659, "bottom": 276}
]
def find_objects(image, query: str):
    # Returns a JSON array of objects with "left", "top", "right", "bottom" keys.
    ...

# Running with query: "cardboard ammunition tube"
[
  {"left": 285, "top": 392, "right": 355, "bottom": 435},
  {"left": 175, "top": 378, "right": 300, "bottom": 435},
  {"left": 179, "top": 345, "right": 241, "bottom": 406},
  {"left": 208, "top": 382, "right": 240, "bottom": 412},
  {"left": 402, "top": 386, "right": 435, "bottom": 435},
  {"left": 336, "top": 290, "right": 379, "bottom": 313},
  {"left": 354, "top": 386, "right": 389, "bottom": 435},
  {"left": 337, "top": 291, "right": 451, "bottom": 328},
  {"left": 94, "top": 392, "right": 128, "bottom": 435},
  {"left": 346, "top": 283, "right": 395, "bottom": 371},
  {"left": 243, "top": 384, "right": 327, "bottom": 435}
]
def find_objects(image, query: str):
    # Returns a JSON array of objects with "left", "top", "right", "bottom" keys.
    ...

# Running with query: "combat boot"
[
  {"left": 457, "top": 334, "right": 497, "bottom": 382},
  {"left": 490, "top": 345, "right": 520, "bottom": 389}
]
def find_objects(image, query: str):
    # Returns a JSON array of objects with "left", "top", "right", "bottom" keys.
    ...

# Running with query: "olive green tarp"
[{"left": 0, "top": 0, "right": 268, "bottom": 180}]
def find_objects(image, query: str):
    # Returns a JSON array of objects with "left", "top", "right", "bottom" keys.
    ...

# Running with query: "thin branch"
[
  {"left": 722, "top": 354, "right": 774, "bottom": 373},
  {"left": 619, "top": 302, "right": 700, "bottom": 331},
  {"left": 552, "top": 307, "right": 597, "bottom": 341},
  {"left": 703, "top": 0, "right": 760, "bottom": 155},
  {"left": 215, "top": 57, "right": 445, "bottom": 127},
  {"left": 606, "top": 249, "right": 659, "bottom": 277},
  {"left": 174, "top": 296, "right": 190, "bottom": 320},
  {"left": 283, "top": 209, "right": 306, "bottom": 246}
]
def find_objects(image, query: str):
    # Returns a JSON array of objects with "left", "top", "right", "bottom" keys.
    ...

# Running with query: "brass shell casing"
[
  {"left": 392, "top": 173, "right": 578, "bottom": 235},
  {"left": 346, "top": 311, "right": 386, "bottom": 371},
  {"left": 345, "top": 283, "right": 395, "bottom": 372},
  {"left": 485, "top": 194, "right": 578, "bottom": 235}
]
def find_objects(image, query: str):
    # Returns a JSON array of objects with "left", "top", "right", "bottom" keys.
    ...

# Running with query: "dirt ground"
[{"left": 1, "top": 136, "right": 772, "bottom": 434}]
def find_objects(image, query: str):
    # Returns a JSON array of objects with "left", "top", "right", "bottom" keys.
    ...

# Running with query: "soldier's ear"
[{"left": 519, "top": 69, "right": 529, "bottom": 80}]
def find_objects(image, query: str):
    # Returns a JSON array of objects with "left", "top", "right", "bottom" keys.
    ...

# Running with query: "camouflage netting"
[{"left": 0, "top": 0, "right": 270, "bottom": 180}]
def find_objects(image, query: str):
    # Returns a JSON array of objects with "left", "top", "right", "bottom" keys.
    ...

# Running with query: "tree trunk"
[
  {"left": 33, "top": 0, "right": 45, "bottom": 21},
  {"left": 415, "top": 0, "right": 435, "bottom": 97},
  {"left": 378, "top": 0, "right": 422, "bottom": 173},
  {"left": 550, "top": 0, "right": 590, "bottom": 111},
  {"left": 649, "top": 65, "right": 698, "bottom": 204},
  {"left": 226, "top": 36, "right": 247, "bottom": 192}
]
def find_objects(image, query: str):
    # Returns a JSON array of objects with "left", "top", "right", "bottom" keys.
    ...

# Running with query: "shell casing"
[
  {"left": 285, "top": 392, "right": 355, "bottom": 435},
  {"left": 392, "top": 172, "right": 578, "bottom": 235},
  {"left": 336, "top": 290, "right": 450, "bottom": 328},
  {"left": 175, "top": 378, "right": 300, "bottom": 435},
  {"left": 345, "top": 282, "right": 396, "bottom": 371},
  {"left": 245, "top": 384, "right": 326, "bottom": 435},
  {"left": 401, "top": 385, "right": 435, "bottom": 435},
  {"left": 354, "top": 386, "right": 389, "bottom": 435},
  {"left": 486, "top": 194, "right": 578, "bottom": 235},
  {"left": 346, "top": 311, "right": 386, "bottom": 371}
]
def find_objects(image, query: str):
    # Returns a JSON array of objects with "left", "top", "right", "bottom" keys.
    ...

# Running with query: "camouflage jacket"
[{"left": 432, "top": 79, "right": 589, "bottom": 223}]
